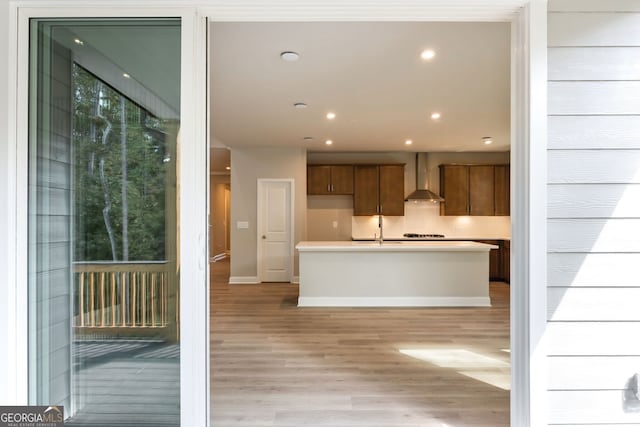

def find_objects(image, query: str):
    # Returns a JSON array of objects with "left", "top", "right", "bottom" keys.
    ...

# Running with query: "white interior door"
[{"left": 258, "top": 179, "right": 293, "bottom": 282}]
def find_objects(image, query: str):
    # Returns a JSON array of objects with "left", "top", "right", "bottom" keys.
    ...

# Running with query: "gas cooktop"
[{"left": 403, "top": 233, "right": 446, "bottom": 239}]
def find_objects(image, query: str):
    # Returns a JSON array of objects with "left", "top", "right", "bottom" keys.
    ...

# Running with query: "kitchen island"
[{"left": 296, "top": 240, "right": 497, "bottom": 307}]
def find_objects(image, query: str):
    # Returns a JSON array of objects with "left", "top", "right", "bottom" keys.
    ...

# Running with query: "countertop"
[
  {"left": 296, "top": 240, "right": 498, "bottom": 252},
  {"left": 352, "top": 237, "right": 511, "bottom": 242}
]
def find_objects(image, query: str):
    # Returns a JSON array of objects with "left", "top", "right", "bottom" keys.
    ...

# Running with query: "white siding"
[{"left": 547, "top": 1, "right": 640, "bottom": 424}]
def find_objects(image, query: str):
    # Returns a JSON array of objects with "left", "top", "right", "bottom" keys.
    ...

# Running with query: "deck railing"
[{"left": 74, "top": 261, "right": 170, "bottom": 331}]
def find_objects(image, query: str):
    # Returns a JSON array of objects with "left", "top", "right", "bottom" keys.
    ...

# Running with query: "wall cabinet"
[
  {"left": 439, "top": 165, "right": 468, "bottom": 215},
  {"left": 307, "top": 165, "right": 354, "bottom": 195},
  {"left": 439, "top": 164, "right": 510, "bottom": 216},
  {"left": 494, "top": 165, "right": 510, "bottom": 216},
  {"left": 353, "top": 164, "right": 405, "bottom": 216}
]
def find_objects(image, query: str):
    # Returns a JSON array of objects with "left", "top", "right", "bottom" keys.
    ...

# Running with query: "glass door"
[{"left": 28, "top": 18, "right": 182, "bottom": 426}]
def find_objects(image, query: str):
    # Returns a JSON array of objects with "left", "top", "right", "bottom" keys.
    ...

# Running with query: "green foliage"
[{"left": 73, "top": 65, "right": 173, "bottom": 261}]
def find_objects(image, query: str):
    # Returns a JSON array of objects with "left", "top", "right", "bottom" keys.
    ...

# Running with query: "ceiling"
[
  {"left": 68, "top": 23, "right": 181, "bottom": 114},
  {"left": 210, "top": 21, "right": 511, "bottom": 156}
]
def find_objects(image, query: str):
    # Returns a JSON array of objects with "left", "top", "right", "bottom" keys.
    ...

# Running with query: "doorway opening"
[
  {"left": 209, "top": 20, "right": 513, "bottom": 426},
  {"left": 210, "top": 147, "right": 231, "bottom": 262}
]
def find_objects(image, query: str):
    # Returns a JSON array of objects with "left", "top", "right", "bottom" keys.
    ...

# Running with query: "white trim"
[
  {"left": 229, "top": 276, "right": 259, "bottom": 284},
  {"left": 510, "top": 1, "right": 548, "bottom": 426},
  {"left": 256, "top": 178, "right": 295, "bottom": 283},
  {"left": 4, "top": 1, "right": 27, "bottom": 406},
  {"left": 2, "top": 1, "right": 545, "bottom": 424},
  {"left": 199, "top": 1, "right": 529, "bottom": 22},
  {"left": 8, "top": 4, "right": 210, "bottom": 426},
  {"left": 179, "top": 11, "right": 210, "bottom": 427},
  {"left": 298, "top": 297, "right": 491, "bottom": 307}
]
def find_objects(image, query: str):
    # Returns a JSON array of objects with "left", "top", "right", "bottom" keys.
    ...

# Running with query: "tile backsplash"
[{"left": 351, "top": 202, "right": 510, "bottom": 240}]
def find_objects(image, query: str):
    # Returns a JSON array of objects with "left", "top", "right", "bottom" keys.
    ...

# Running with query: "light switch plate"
[{"left": 237, "top": 221, "right": 249, "bottom": 229}]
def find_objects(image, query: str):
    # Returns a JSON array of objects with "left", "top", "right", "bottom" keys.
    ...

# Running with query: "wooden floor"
[{"left": 211, "top": 258, "right": 510, "bottom": 427}]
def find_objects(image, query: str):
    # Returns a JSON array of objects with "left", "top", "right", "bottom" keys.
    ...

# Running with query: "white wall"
[
  {"left": 308, "top": 151, "right": 511, "bottom": 240},
  {"left": 547, "top": 1, "right": 640, "bottom": 424},
  {"left": 229, "top": 147, "right": 306, "bottom": 281}
]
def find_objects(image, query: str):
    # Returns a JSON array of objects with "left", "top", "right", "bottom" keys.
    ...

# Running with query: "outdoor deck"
[{"left": 66, "top": 341, "right": 179, "bottom": 427}]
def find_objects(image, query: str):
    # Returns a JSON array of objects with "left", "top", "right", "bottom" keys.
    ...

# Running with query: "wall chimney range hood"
[{"left": 405, "top": 153, "right": 444, "bottom": 203}]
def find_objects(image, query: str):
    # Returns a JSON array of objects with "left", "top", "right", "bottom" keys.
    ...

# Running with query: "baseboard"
[
  {"left": 297, "top": 296, "right": 491, "bottom": 307},
  {"left": 228, "top": 276, "right": 259, "bottom": 285}
]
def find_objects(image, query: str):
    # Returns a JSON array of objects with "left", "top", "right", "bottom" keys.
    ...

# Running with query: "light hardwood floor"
[{"left": 211, "top": 258, "right": 510, "bottom": 427}]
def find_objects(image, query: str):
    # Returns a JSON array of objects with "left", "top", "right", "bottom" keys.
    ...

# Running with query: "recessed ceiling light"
[
  {"left": 420, "top": 49, "right": 436, "bottom": 60},
  {"left": 122, "top": 73, "right": 131, "bottom": 79},
  {"left": 74, "top": 38, "right": 84, "bottom": 46},
  {"left": 431, "top": 112, "right": 441, "bottom": 120},
  {"left": 280, "top": 51, "right": 300, "bottom": 62},
  {"left": 325, "top": 140, "right": 333, "bottom": 145},
  {"left": 225, "top": 166, "right": 231, "bottom": 170},
  {"left": 482, "top": 137, "right": 493, "bottom": 145},
  {"left": 405, "top": 140, "right": 413, "bottom": 145},
  {"left": 326, "top": 112, "right": 336, "bottom": 120},
  {"left": 294, "top": 102, "right": 307, "bottom": 109}
]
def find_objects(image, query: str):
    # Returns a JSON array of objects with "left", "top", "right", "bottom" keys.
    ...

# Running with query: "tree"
[{"left": 73, "top": 64, "right": 170, "bottom": 262}]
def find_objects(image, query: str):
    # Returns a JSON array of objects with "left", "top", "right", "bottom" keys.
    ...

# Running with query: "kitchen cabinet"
[
  {"left": 469, "top": 165, "right": 495, "bottom": 215},
  {"left": 494, "top": 165, "right": 510, "bottom": 216},
  {"left": 477, "top": 240, "right": 502, "bottom": 281},
  {"left": 439, "top": 165, "right": 468, "bottom": 215},
  {"left": 353, "top": 164, "right": 405, "bottom": 216},
  {"left": 307, "top": 165, "right": 354, "bottom": 195},
  {"left": 502, "top": 239, "right": 510, "bottom": 283},
  {"left": 439, "top": 164, "right": 510, "bottom": 216},
  {"left": 475, "top": 239, "right": 510, "bottom": 282}
]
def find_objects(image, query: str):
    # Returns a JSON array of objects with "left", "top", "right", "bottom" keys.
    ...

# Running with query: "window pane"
[{"left": 29, "top": 19, "right": 181, "bottom": 426}]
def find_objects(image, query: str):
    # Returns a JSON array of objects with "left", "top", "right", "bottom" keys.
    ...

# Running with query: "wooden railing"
[{"left": 74, "top": 261, "right": 176, "bottom": 339}]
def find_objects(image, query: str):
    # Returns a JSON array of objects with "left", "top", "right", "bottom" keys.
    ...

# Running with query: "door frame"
[
  {"left": 2, "top": 1, "right": 547, "bottom": 426},
  {"left": 257, "top": 178, "right": 295, "bottom": 283},
  {"left": 203, "top": 2, "right": 547, "bottom": 425},
  {"left": 6, "top": 3, "right": 210, "bottom": 426}
]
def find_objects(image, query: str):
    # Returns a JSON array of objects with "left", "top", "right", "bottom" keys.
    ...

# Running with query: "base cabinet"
[
  {"left": 476, "top": 239, "right": 510, "bottom": 283},
  {"left": 502, "top": 239, "right": 510, "bottom": 283},
  {"left": 477, "top": 240, "right": 502, "bottom": 281}
]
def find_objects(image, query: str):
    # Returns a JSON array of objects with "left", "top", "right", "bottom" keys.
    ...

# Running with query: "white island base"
[{"left": 296, "top": 241, "right": 497, "bottom": 307}]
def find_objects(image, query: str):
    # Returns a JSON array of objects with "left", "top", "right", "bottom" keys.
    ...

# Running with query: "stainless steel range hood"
[{"left": 405, "top": 153, "right": 444, "bottom": 203}]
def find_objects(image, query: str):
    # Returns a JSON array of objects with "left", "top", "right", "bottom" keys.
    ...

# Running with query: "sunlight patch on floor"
[{"left": 400, "top": 348, "right": 510, "bottom": 390}]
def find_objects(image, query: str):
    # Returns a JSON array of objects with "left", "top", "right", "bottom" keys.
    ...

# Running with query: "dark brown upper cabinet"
[
  {"left": 440, "top": 164, "right": 510, "bottom": 216},
  {"left": 353, "top": 164, "right": 405, "bottom": 216},
  {"left": 494, "top": 165, "right": 510, "bottom": 216},
  {"left": 307, "top": 165, "right": 354, "bottom": 195}
]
